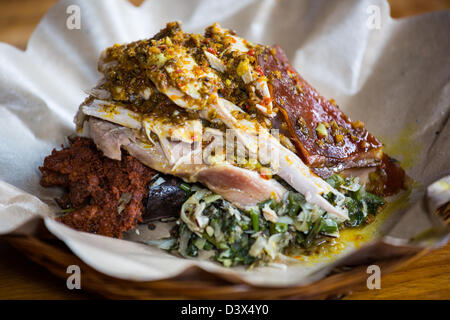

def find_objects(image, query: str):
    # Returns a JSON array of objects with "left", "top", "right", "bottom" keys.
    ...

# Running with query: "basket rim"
[
  {"left": 3, "top": 202, "right": 448, "bottom": 299},
  {"left": 3, "top": 233, "right": 432, "bottom": 299}
]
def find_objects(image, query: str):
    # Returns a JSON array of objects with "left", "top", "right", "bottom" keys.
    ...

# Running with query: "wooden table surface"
[{"left": 0, "top": 0, "right": 449, "bottom": 300}]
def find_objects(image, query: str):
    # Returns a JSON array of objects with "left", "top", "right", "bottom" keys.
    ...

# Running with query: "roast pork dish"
[{"left": 40, "top": 22, "right": 406, "bottom": 267}]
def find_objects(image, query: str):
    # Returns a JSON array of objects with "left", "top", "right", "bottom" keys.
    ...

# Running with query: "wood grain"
[
  {"left": 0, "top": 239, "right": 99, "bottom": 299},
  {"left": 0, "top": 0, "right": 448, "bottom": 300},
  {"left": 345, "top": 243, "right": 450, "bottom": 299}
]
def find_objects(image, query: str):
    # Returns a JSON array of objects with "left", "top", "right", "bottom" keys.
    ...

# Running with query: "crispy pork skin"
[{"left": 257, "top": 46, "right": 383, "bottom": 171}]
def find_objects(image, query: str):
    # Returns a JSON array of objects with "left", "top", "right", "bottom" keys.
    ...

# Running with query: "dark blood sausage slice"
[
  {"left": 257, "top": 46, "right": 383, "bottom": 171},
  {"left": 143, "top": 175, "right": 188, "bottom": 223}
]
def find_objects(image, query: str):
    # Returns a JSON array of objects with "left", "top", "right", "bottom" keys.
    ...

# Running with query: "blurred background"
[{"left": 0, "top": 0, "right": 450, "bottom": 50}]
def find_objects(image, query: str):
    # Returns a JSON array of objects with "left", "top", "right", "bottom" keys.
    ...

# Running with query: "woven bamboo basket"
[{"left": 3, "top": 203, "right": 449, "bottom": 300}]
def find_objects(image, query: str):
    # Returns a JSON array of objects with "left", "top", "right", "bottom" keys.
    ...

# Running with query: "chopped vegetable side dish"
[{"left": 153, "top": 174, "right": 384, "bottom": 267}]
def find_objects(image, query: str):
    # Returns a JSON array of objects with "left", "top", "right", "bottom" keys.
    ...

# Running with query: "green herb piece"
[
  {"left": 296, "top": 232, "right": 305, "bottom": 245},
  {"left": 363, "top": 192, "right": 385, "bottom": 214},
  {"left": 193, "top": 237, "right": 206, "bottom": 250},
  {"left": 179, "top": 183, "right": 191, "bottom": 192},
  {"left": 287, "top": 192, "right": 302, "bottom": 217},
  {"left": 304, "top": 218, "right": 324, "bottom": 248},
  {"left": 258, "top": 198, "right": 276, "bottom": 210},
  {"left": 321, "top": 218, "right": 338, "bottom": 234},
  {"left": 250, "top": 209, "right": 260, "bottom": 232},
  {"left": 326, "top": 174, "right": 345, "bottom": 189},
  {"left": 344, "top": 197, "right": 365, "bottom": 227},
  {"left": 186, "top": 242, "right": 198, "bottom": 257},
  {"left": 270, "top": 222, "right": 288, "bottom": 234},
  {"left": 203, "top": 241, "right": 214, "bottom": 251}
]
